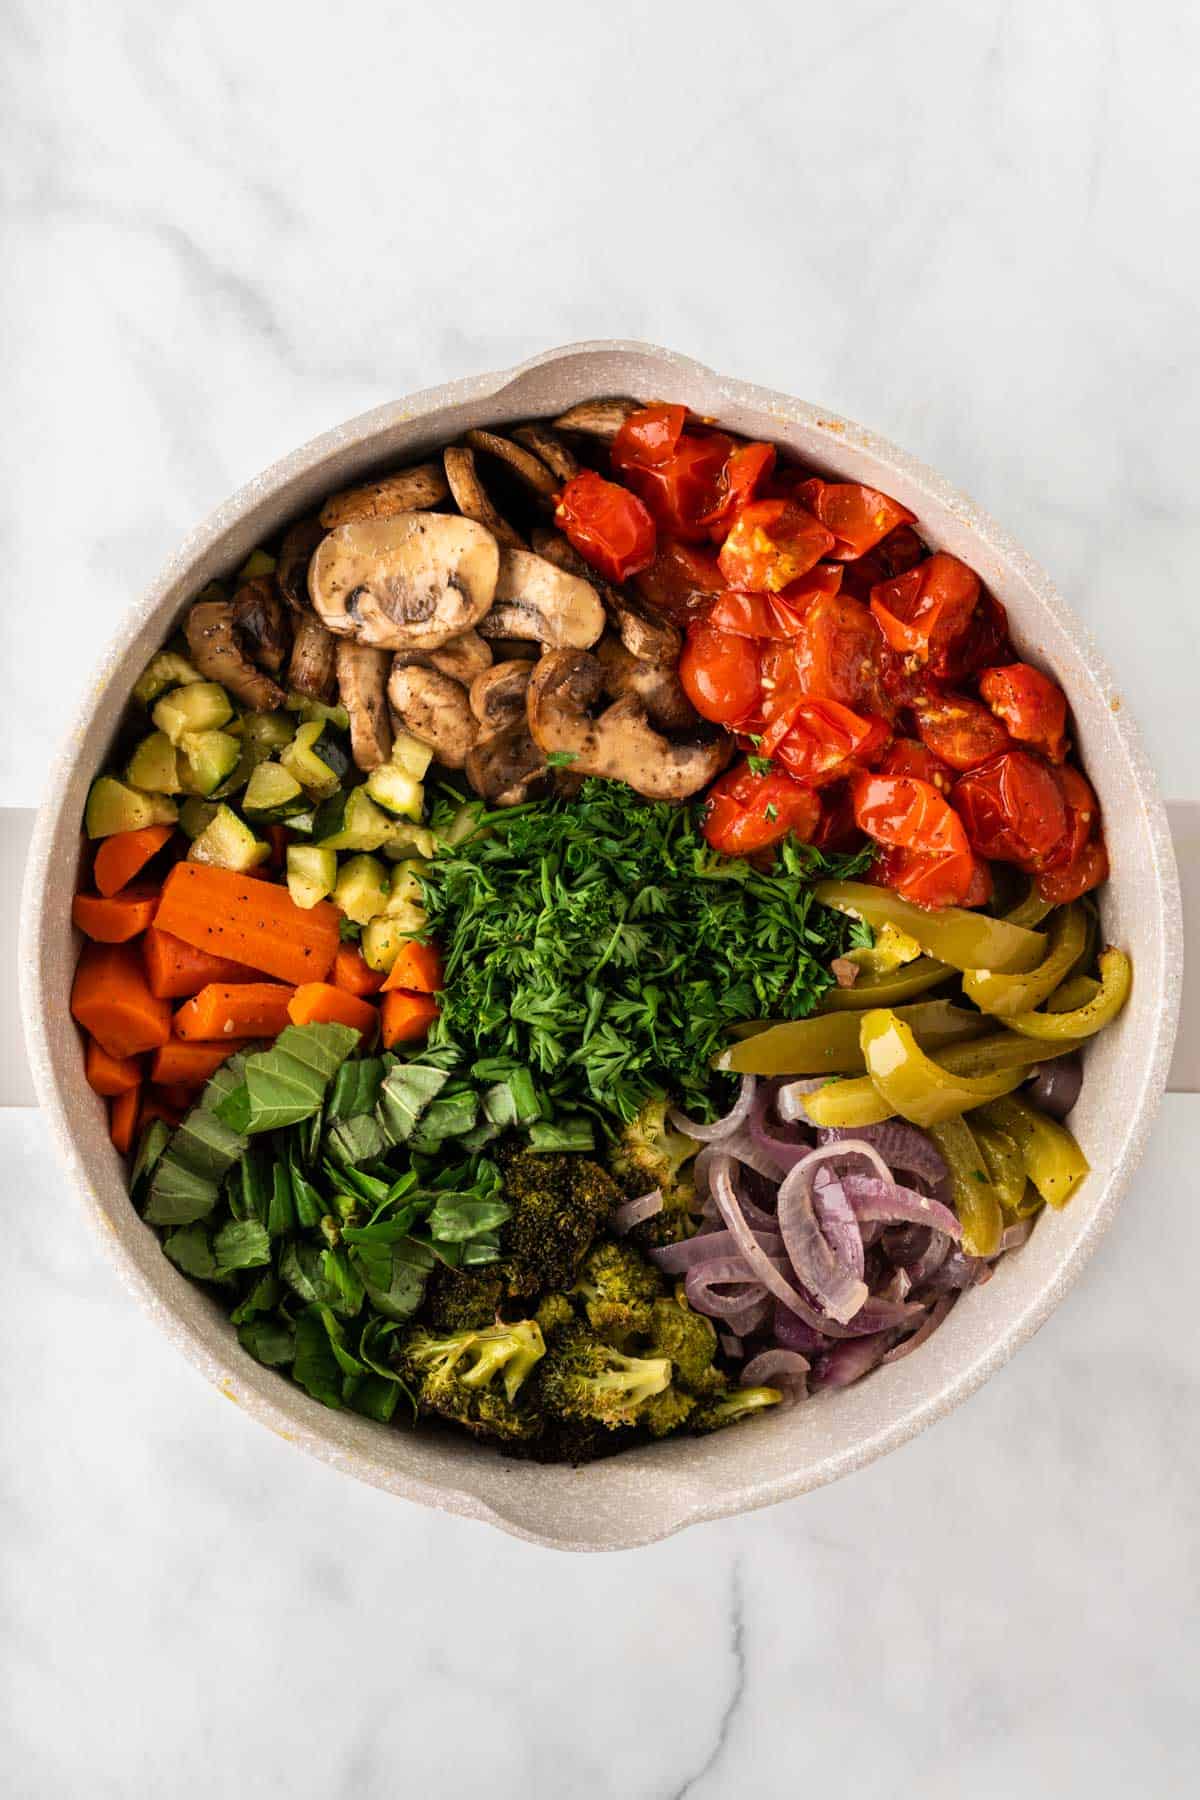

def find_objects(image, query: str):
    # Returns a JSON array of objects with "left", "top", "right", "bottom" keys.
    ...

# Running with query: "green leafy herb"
[
  {"left": 377, "top": 1063, "right": 449, "bottom": 1143},
  {"left": 213, "top": 1218, "right": 272, "bottom": 1274},
  {"left": 747, "top": 755, "right": 773, "bottom": 777},
  {"left": 545, "top": 750, "right": 578, "bottom": 768},
  {"left": 232, "top": 1024, "right": 359, "bottom": 1134}
]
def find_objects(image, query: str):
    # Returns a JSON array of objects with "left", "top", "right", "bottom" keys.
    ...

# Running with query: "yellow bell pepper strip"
[
  {"left": 858, "top": 1010, "right": 1030, "bottom": 1128},
  {"left": 845, "top": 921, "right": 924, "bottom": 976},
  {"left": 1003, "top": 886, "right": 1055, "bottom": 929},
  {"left": 816, "top": 955, "right": 954, "bottom": 1011},
  {"left": 976, "top": 1095, "right": 1090, "bottom": 1208},
  {"left": 962, "top": 904, "right": 1087, "bottom": 1019},
  {"left": 1044, "top": 975, "right": 1100, "bottom": 1013},
  {"left": 1003, "top": 947, "right": 1132, "bottom": 1043},
  {"left": 926, "top": 1118, "right": 1003, "bottom": 1257},
  {"left": 933, "top": 1033, "right": 1086, "bottom": 1079},
  {"left": 800, "top": 1075, "right": 893, "bottom": 1129},
  {"left": 719, "top": 1000, "right": 989, "bottom": 1077},
  {"left": 972, "top": 1121, "right": 1030, "bottom": 1217},
  {"left": 814, "top": 881, "right": 1046, "bottom": 974},
  {"left": 802, "top": 1029, "right": 1085, "bottom": 1129}
]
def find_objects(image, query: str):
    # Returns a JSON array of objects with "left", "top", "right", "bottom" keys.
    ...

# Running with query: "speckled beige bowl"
[{"left": 20, "top": 342, "right": 1182, "bottom": 1551}]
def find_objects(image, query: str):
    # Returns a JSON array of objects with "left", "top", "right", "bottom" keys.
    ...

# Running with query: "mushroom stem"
[
  {"left": 337, "top": 642, "right": 393, "bottom": 771},
  {"left": 185, "top": 600, "right": 287, "bottom": 712}
]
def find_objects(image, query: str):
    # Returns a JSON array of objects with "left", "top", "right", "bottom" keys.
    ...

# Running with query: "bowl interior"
[{"left": 22, "top": 342, "right": 1181, "bottom": 1550}]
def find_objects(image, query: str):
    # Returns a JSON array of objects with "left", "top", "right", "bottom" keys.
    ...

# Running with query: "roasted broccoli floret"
[
  {"left": 573, "top": 1239, "right": 665, "bottom": 1347},
  {"left": 498, "top": 1148, "right": 618, "bottom": 1298},
  {"left": 397, "top": 1320, "right": 546, "bottom": 1441},
  {"left": 642, "top": 1384, "right": 698, "bottom": 1438},
  {"left": 609, "top": 1093, "right": 700, "bottom": 1246},
  {"left": 534, "top": 1291, "right": 576, "bottom": 1337},
  {"left": 421, "top": 1264, "right": 504, "bottom": 1333},
  {"left": 648, "top": 1295, "right": 725, "bottom": 1395},
  {"left": 535, "top": 1319, "right": 672, "bottom": 1431},
  {"left": 690, "top": 1385, "right": 782, "bottom": 1433}
]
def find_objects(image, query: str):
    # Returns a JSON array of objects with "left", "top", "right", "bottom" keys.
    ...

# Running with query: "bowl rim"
[{"left": 20, "top": 339, "right": 1183, "bottom": 1550}]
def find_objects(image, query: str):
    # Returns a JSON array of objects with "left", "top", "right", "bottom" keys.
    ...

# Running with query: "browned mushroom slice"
[
  {"left": 276, "top": 518, "right": 327, "bottom": 612},
  {"left": 309, "top": 513, "right": 499, "bottom": 652},
  {"left": 512, "top": 424, "right": 581, "bottom": 483},
  {"left": 463, "top": 429, "right": 560, "bottom": 505},
  {"left": 469, "top": 659, "right": 532, "bottom": 730},
  {"left": 185, "top": 600, "right": 287, "bottom": 713},
  {"left": 232, "top": 576, "right": 291, "bottom": 672},
  {"left": 477, "top": 549, "right": 605, "bottom": 650},
  {"left": 465, "top": 720, "right": 546, "bottom": 806},
  {"left": 319, "top": 462, "right": 449, "bottom": 529},
  {"left": 529, "top": 528, "right": 680, "bottom": 664},
  {"left": 288, "top": 612, "right": 338, "bottom": 702},
  {"left": 594, "top": 635, "right": 699, "bottom": 733},
  {"left": 551, "top": 397, "right": 641, "bottom": 439},
  {"left": 529, "top": 526, "right": 591, "bottom": 578},
  {"left": 442, "top": 446, "right": 524, "bottom": 549},
  {"left": 387, "top": 663, "right": 478, "bottom": 770},
  {"left": 391, "top": 629, "right": 494, "bottom": 686},
  {"left": 526, "top": 650, "right": 728, "bottom": 800},
  {"left": 336, "top": 642, "right": 393, "bottom": 771}
]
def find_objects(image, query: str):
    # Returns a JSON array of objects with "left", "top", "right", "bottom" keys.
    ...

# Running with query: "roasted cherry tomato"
[
  {"left": 718, "top": 499, "right": 836, "bottom": 594},
  {"left": 610, "top": 403, "right": 688, "bottom": 468},
  {"left": 613, "top": 412, "right": 733, "bottom": 541},
  {"left": 853, "top": 773, "right": 989, "bottom": 909},
  {"left": 633, "top": 539, "right": 725, "bottom": 624},
  {"left": 869, "top": 552, "right": 980, "bottom": 665},
  {"left": 839, "top": 522, "right": 927, "bottom": 600},
  {"left": 770, "top": 699, "right": 890, "bottom": 786},
  {"left": 786, "top": 589, "right": 889, "bottom": 716},
  {"left": 872, "top": 843, "right": 993, "bottom": 910},
  {"left": 910, "top": 689, "right": 1012, "bottom": 771},
  {"left": 703, "top": 759, "right": 821, "bottom": 857},
  {"left": 699, "top": 441, "right": 777, "bottom": 537},
  {"left": 952, "top": 751, "right": 1069, "bottom": 870},
  {"left": 1045, "top": 765, "right": 1098, "bottom": 868},
  {"left": 934, "top": 590, "right": 1010, "bottom": 681},
  {"left": 796, "top": 479, "right": 916, "bottom": 561},
  {"left": 811, "top": 780, "right": 861, "bottom": 852},
  {"left": 878, "top": 737, "right": 955, "bottom": 796},
  {"left": 979, "top": 663, "right": 1069, "bottom": 763},
  {"left": 708, "top": 565, "right": 842, "bottom": 640},
  {"left": 1036, "top": 835, "right": 1109, "bottom": 904},
  {"left": 554, "top": 470, "right": 656, "bottom": 583},
  {"left": 1033, "top": 764, "right": 1105, "bottom": 901},
  {"left": 678, "top": 622, "right": 761, "bottom": 726}
]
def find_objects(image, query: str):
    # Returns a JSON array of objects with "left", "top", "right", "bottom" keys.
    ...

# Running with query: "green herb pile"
[{"left": 421, "top": 779, "right": 870, "bottom": 1120}]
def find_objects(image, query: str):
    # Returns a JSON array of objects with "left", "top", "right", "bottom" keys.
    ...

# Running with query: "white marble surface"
[{"left": 3, "top": 2, "right": 1198, "bottom": 1794}]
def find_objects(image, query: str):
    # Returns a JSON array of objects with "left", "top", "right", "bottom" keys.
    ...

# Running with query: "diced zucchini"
[
  {"left": 286, "top": 691, "right": 351, "bottom": 733},
  {"left": 361, "top": 908, "right": 428, "bottom": 973},
  {"left": 280, "top": 719, "right": 351, "bottom": 798},
  {"left": 389, "top": 731, "right": 435, "bottom": 781},
  {"left": 386, "top": 860, "right": 427, "bottom": 913},
  {"left": 85, "top": 777, "right": 179, "bottom": 840},
  {"left": 364, "top": 763, "right": 423, "bottom": 821},
  {"left": 438, "top": 800, "right": 484, "bottom": 848},
  {"left": 187, "top": 805, "right": 270, "bottom": 872},
  {"left": 237, "top": 548, "right": 276, "bottom": 580},
  {"left": 179, "top": 798, "right": 219, "bottom": 840},
  {"left": 242, "top": 762, "right": 309, "bottom": 823},
  {"left": 132, "top": 651, "right": 204, "bottom": 708},
  {"left": 334, "top": 854, "right": 392, "bottom": 926},
  {"left": 314, "top": 785, "right": 393, "bottom": 851},
  {"left": 241, "top": 711, "right": 295, "bottom": 754},
  {"left": 381, "top": 821, "right": 438, "bottom": 861},
  {"left": 153, "top": 681, "right": 234, "bottom": 745},
  {"left": 178, "top": 729, "right": 242, "bottom": 796},
  {"left": 127, "top": 731, "right": 183, "bottom": 795},
  {"left": 287, "top": 844, "right": 337, "bottom": 910},
  {"left": 287, "top": 809, "right": 316, "bottom": 837}
]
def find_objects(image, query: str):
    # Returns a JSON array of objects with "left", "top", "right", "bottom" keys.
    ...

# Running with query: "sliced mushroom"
[
  {"left": 526, "top": 650, "right": 728, "bottom": 800},
  {"left": 319, "top": 462, "right": 448, "bottom": 529},
  {"left": 185, "top": 600, "right": 286, "bottom": 712},
  {"left": 288, "top": 611, "right": 338, "bottom": 702},
  {"left": 336, "top": 642, "right": 393, "bottom": 771},
  {"left": 477, "top": 549, "right": 605, "bottom": 650},
  {"left": 529, "top": 528, "right": 680, "bottom": 663},
  {"left": 594, "top": 635, "right": 699, "bottom": 732},
  {"left": 469, "top": 658, "right": 532, "bottom": 730},
  {"left": 276, "top": 518, "right": 326, "bottom": 612},
  {"left": 442, "top": 446, "right": 524, "bottom": 549},
  {"left": 529, "top": 526, "right": 590, "bottom": 578},
  {"left": 391, "top": 629, "right": 494, "bottom": 686},
  {"left": 512, "top": 424, "right": 581, "bottom": 483},
  {"left": 485, "top": 637, "right": 539, "bottom": 663},
  {"left": 465, "top": 720, "right": 546, "bottom": 806},
  {"left": 232, "top": 576, "right": 291, "bottom": 673},
  {"left": 463, "top": 429, "right": 560, "bottom": 503},
  {"left": 552, "top": 397, "right": 641, "bottom": 439},
  {"left": 309, "top": 513, "right": 499, "bottom": 652},
  {"left": 387, "top": 663, "right": 478, "bottom": 770}
]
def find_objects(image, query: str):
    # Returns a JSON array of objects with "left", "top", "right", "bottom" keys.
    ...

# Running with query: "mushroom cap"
[
  {"left": 319, "top": 462, "right": 449, "bottom": 529},
  {"left": 387, "top": 662, "right": 478, "bottom": 770},
  {"left": 465, "top": 720, "right": 546, "bottom": 806},
  {"left": 512, "top": 424, "right": 581, "bottom": 484},
  {"left": 232, "top": 576, "right": 291, "bottom": 673},
  {"left": 594, "top": 634, "right": 699, "bottom": 732},
  {"left": 530, "top": 528, "right": 680, "bottom": 663},
  {"left": 185, "top": 599, "right": 287, "bottom": 714},
  {"left": 309, "top": 513, "right": 500, "bottom": 653},
  {"left": 276, "top": 518, "right": 327, "bottom": 613},
  {"left": 391, "top": 629, "right": 494, "bottom": 686},
  {"left": 469, "top": 658, "right": 532, "bottom": 730},
  {"left": 478, "top": 549, "right": 605, "bottom": 649}
]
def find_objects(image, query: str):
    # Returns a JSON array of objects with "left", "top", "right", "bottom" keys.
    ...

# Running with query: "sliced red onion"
[
  {"left": 612, "top": 1188, "right": 663, "bottom": 1234},
  {"left": 740, "top": 1349, "right": 809, "bottom": 1402},
  {"left": 838, "top": 1295, "right": 925, "bottom": 1335},
  {"left": 652, "top": 1227, "right": 783, "bottom": 1275},
  {"left": 719, "top": 1332, "right": 745, "bottom": 1359},
  {"left": 725, "top": 1295, "right": 772, "bottom": 1337},
  {"left": 670, "top": 1075, "right": 756, "bottom": 1143},
  {"left": 883, "top": 1224, "right": 950, "bottom": 1287},
  {"left": 995, "top": 1219, "right": 1034, "bottom": 1255},
  {"left": 695, "top": 1134, "right": 787, "bottom": 1198},
  {"left": 816, "top": 1332, "right": 893, "bottom": 1388},
  {"left": 918, "top": 1247, "right": 987, "bottom": 1295},
  {"left": 773, "top": 1303, "right": 830, "bottom": 1355},
  {"left": 776, "top": 1077, "right": 828, "bottom": 1122},
  {"left": 684, "top": 1257, "right": 773, "bottom": 1320},
  {"left": 709, "top": 1155, "right": 833, "bottom": 1326},
  {"left": 1025, "top": 1053, "right": 1082, "bottom": 1119},
  {"left": 811, "top": 1168, "right": 864, "bottom": 1280},
  {"left": 777, "top": 1157, "right": 870, "bottom": 1325},
  {"left": 882, "top": 1294, "right": 956, "bottom": 1363},
  {"left": 839, "top": 1173, "right": 962, "bottom": 1240},
  {"left": 875, "top": 1266, "right": 912, "bottom": 1303},
  {"left": 817, "top": 1122, "right": 949, "bottom": 1192}
]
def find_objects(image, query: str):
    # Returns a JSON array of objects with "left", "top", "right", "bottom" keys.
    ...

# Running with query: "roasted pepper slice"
[
  {"left": 800, "top": 1074, "right": 893, "bottom": 1129},
  {"left": 962, "top": 904, "right": 1087, "bottom": 1019},
  {"left": 816, "top": 955, "right": 954, "bottom": 1012},
  {"left": 976, "top": 1095, "right": 1090, "bottom": 1208},
  {"left": 1003, "top": 886, "right": 1055, "bottom": 929},
  {"left": 926, "top": 1117, "right": 1003, "bottom": 1257},
  {"left": 1044, "top": 975, "right": 1100, "bottom": 1013},
  {"left": 815, "top": 880, "right": 1046, "bottom": 973},
  {"left": 1004, "top": 947, "right": 1131, "bottom": 1042},
  {"left": 972, "top": 1121, "right": 1031, "bottom": 1216},
  {"left": 803, "top": 1030, "right": 1084, "bottom": 1129},
  {"left": 858, "top": 1010, "right": 1030, "bottom": 1127},
  {"left": 719, "top": 999, "right": 989, "bottom": 1076}
]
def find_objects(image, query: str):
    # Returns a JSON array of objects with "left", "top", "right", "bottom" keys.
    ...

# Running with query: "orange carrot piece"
[
  {"left": 155, "top": 863, "right": 340, "bottom": 985},
  {"left": 93, "top": 825, "right": 174, "bottom": 898},
  {"left": 142, "top": 926, "right": 261, "bottom": 1000},
  {"left": 150, "top": 1039, "right": 243, "bottom": 1087},
  {"left": 380, "top": 938, "right": 444, "bottom": 994},
  {"left": 381, "top": 989, "right": 439, "bottom": 1047},
  {"left": 174, "top": 982, "right": 296, "bottom": 1041},
  {"left": 332, "top": 943, "right": 386, "bottom": 997},
  {"left": 84, "top": 1036, "right": 142, "bottom": 1097},
  {"left": 72, "top": 887, "right": 160, "bottom": 943},
  {"left": 110, "top": 1085, "right": 141, "bottom": 1154},
  {"left": 288, "top": 983, "right": 379, "bottom": 1040},
  {"left": 72, "top": 942, "right": 173, "bottom": 1060}
]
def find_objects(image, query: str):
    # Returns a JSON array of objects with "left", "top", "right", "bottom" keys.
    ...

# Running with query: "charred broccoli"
[
  {"left": 690, "top": 1386, "right": 782, "bottom": 1432},
  {"left": 573, "top": 1239, "right": 665, "bottom": 1347},
  {"left": 534, "top": 1318, "right": 672, "bottom": 1431},
  {"left": 609, "top": 1094, "right": 699, "bottom": 1246},
  {"left": 422, "top": 1264, "right": 504, "bottom": 1333},
  {"left": 498, "top": 1148, "right": 618, "bottom": 1298},
  {"left": 648, "top": 1295, "right": 725, "bottom": 1396},
  {"left": 397, "top": 1320, "right": 545, "bottom": 1442}
]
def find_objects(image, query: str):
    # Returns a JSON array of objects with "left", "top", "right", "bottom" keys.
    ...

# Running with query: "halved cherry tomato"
[
  {"left": 1044, "top": 765, "right": 1098, "bottom": 869},
  {"left": 633, "top": 538, "right": 725, "bottom": 624},
  {"left": 869, "top": 552, "right": 979, "bottom": 665},
  {"left": 910, "top": 689, "right": 1012, "bottom": 771},
  {"left": 615, "top": 428, "right": 733, "bottom": 541},
  {"left": 878, "top": 737, "right": 955, "bottom": 796},
  {"left": 678, "top": 623, "right": 761, "bottom": 726},
  {"left": 770, "top": 700, "right": 890, "bottom": 786},
  {"left": 610, "top": 403, "right": 689, "bottom": 467},
  {"left": 702, "top": 760, "right": 821, "bottom": 857},
  {"left": 708, "top": 565, "right": 842, "bottom": 641},
  {"left": 952, "top": 751, "right": 1069, "bottom": 870},
  {"left": 699, "top": 441, "right": 777, "bottom": 537},
  {"left": 853, "top": 772, "right": 989, "bottom": 909},
  {"left": 871, "top": 842, "right": 992, "bottom": 910},
  {"left": 555, "top": 470, "right": 656, "bottom": 583},
  {"left": 839, "top": 522, "right": 926, "bottom": 600},
  {"left": 796, "top": 479, "right": 916, "bottom": 561},
  {"left": 785, "top": 589, "right": 889, "bottom": 715},
  {"left": 812, "top": 780, "right": 861, "bottom": 852},
  {"left": 979, "top": 663, "right": 1069, "bottom": 762},
  {"left": 718, "top": 499, "right": 836, "bottom": 594},
  {"left": 1036, "top": 835, "right": 1108, "bottom": 904},
  {"left": 934, "top": 590, "right": 1010, "bottom": 681}
]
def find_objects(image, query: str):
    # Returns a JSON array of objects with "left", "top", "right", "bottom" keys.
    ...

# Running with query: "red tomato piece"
[
  {"left": 979, "top": 663, "right": 1069, "bottom": 763},
  {"left": 678, "top": 623, "right": 762, "bottom": 726},
  {"left": 770, "top": 700, "right": 890, "bottom": 787},
  {"left": 1036, "top": 835, "right": 1108, "bottom": 904},
  {"left": 796, "top": 479, "right": 916, "bottom": 561},
  {"left": 708, "top": 565, "right": 842, "bottom": 641},
  {"left": 910, "top": 689, "right": 1012, "bottom": 771},
  {"left": 702, "top": 760, "right": 821, "bottom": 857},
  {"left": 1043, "top": 765, "right": 1099, "bottom": 869},
  {"left": 785, "top": 589, "right": 889, "bottom": 716},
  {"left": 853, "top": 773, "right": 989, "bottom": 909},
  {"left": 610, "top": 403, "right": 689, "bottom": 469},
  {"left": 633, "top": 538, "right": 726, "bottom": 624},
  {"left": 934, "top": 590, "right": 1011, "bottom": 681},
  {"left": 872, "top": 843, "right": 992, "bottom": 910},
  {"left": 952, "top": 751, "right": 1070, "bottom": 870},
  {"left": 718, "top": 499, "right": 836, "bottom": 594},
  {"left": 699, "top": 441, "right": 777, "bottom": 537},
  {"left": 879, "top": 737, "right": 955, "bottom": 796},
  {"left": 617, "top": 432, "right": 734, "bottom": 541},
  {"left": 869, "top": 552, "right": 980, "bottom": 665},
  {"left": 840, "top": 523, "right": 927, "bottom": 600},
  {"left": 555, "top": 470, "right": 656, "bottom": 583},
  {"left": 811, "top": 780, "right": 861, "bottom": 853}
]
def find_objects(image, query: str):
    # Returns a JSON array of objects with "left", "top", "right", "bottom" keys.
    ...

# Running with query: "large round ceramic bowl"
[{"left": 20, "top": 341, "right": 1183, "bottom": 1551}]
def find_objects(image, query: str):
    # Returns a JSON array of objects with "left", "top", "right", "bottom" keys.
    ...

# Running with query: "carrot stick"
[
  {"left": 72, "top": 942, "right": 173, "bottom": 1060},
  {"left": 381, "top": 989, "right": 439, "bottom": 1047},
  {"left": 110, "top": 1085, "right": 141, "bottom": 1154},
  {"left": 93, "top": 825, "right": 175, "bottom": 898},
  {"left": 380, "top": 939, "right": 444, "bottom": 994},
  {"left": 142, "top": 926, "right": 261, "bottom": 1000},
  {"left": 85, "top": 1036, "right": 143, "bottom": 1097},
  {"left": 72, "top": 888, "right": 159, "bottom": 943},
  {"left": 288, "top": 983, "right": 379, "bottom": 1040},
  {"left": 155, "top": 863, "right": 340, "bottom": 985},
  {"left": 150, "top": 1040, "right": 243, "bottom": 1087},
  {"left": 174, "top": 983, "right": 296, "bottom": 1041},
  {"left": 332, "top": 943, "right": 385, "bottom": 997}
]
